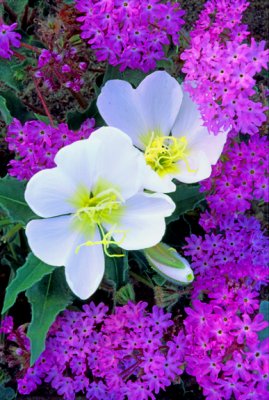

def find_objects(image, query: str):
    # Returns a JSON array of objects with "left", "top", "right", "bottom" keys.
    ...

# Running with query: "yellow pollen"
[{"left": 144, "top": 134, "right": 195, "bottom": 177}]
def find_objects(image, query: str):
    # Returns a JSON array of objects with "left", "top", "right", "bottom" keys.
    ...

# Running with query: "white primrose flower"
[
  {"left": 97, "top": 71, "right": 228, "bottom": 193},
  {"left": 25, "top": 127, "right": 175, "bottom": 300}
]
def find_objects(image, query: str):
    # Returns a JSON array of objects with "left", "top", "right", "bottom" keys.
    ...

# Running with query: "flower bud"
[{"left": 144, "top": 242, "right": 194, "bottom": 284}]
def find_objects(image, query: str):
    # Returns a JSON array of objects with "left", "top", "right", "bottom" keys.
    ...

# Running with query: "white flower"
[
  {"left": 97, "top": 71, "right": 228, "bottom": 193},
  {"left": 25, "top": 127, "right": 175, "bottom": 300},
  {"left": 144, "top": 242, "right": 194, "bottom": 284}
]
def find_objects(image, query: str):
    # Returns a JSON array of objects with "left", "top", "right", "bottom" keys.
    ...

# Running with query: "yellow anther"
[
  {"left": 144, "top": 134, "right": 196, "bottom": 177},
  {"left": 76, "top": 224, "right": 127, "bottom": 258}
]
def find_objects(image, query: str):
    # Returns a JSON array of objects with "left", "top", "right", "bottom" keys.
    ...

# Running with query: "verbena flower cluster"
[
  {"left": 184, "top": 295, "right": 268, "bottom": 400},
  {"left": 75, "top": 0, "right": 185, "bottom": 72},
  {"left": 6, "top": 118, "right": 95, "bottom": 180},
  {"left": 199, "top": 135, "right": 269, "bottom": 226},
  {"left": 34, "top": 48, "right": 87, "bottom": 92},
  {"left": 0, "top": 22, "right": 21, "bottom": 59},
  {"left": 181, "top": 0, "right": 268, "bottom": 135},
  {"left": 1, "top": 302, "right": 185, "bottom": 400},
  {"left": 184, "top": 214, "right": 269, "bottom": 298},
  {"left": 183, "top": 215, "right": 269, "bottom": 399}
]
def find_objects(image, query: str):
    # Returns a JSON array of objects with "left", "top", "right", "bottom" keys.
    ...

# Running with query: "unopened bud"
[{"left": 144, "top": 242, "right": 194, "bottom": 284}]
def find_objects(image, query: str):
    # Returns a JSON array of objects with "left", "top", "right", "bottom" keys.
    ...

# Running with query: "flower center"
[
  {"left": 70, "top": 181, "right": 126, "bottom": 257},
  {"left": 144, "top": 134, "right": 191, "bottom": 177}
]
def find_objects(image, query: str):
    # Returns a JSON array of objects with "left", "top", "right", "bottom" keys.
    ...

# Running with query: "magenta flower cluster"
[
  {"left": 199, "top": 135, "right": 269, "bottom": 226},
  {"left": 181, "top": 0, "right": 268, "bottom": 135},
  {"left": 184, "top": 296, "right": 268, "bottom": 400},
  {"left": 0, "top": 22, "right": 21, "bottom": 59},
  {"left": 34, "top": 48, "right": 88, "bottom": 92},
  {"left": 75, "top": 0, "right": 185, "bottom": 72},
  {"left": 6, "top": 118, "right": 95, "bottom": 180},
  {"left": 184, "top": 214, "right": 269, "bottom": 292},
  {"left": 2, "top": 302, "right": 185, "bottom": 400}
]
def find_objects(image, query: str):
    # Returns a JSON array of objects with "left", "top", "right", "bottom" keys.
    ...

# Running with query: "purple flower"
[
  {"left": 0, "top": 22, "right": 21, "bottom": 59},
  {"left": 6, "top": 118, "right": 95, "bottom": 180},
  {"left": 75, "top": 0, "right": 185, "bottom": 72}
]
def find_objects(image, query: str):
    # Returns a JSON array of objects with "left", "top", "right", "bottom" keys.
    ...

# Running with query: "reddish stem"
[
  {"left": 33, "top": 78, "right": 54, "bottom": 126},
  {"left": 3, "top": 1, "right": 17, "bottom": 21},
  {"left": 21, "top": 42, "right": 41, "bottom": 54},
  {"left": 13, "top": 50, "right": 26, "bottom": 61}
]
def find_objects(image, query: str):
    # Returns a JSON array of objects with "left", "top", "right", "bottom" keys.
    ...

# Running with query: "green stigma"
[
  {"left": 69, "top": 180, "right": 126, "bottom": 257},
  {"left": 144, "top": 133, "right": 194, "bottom": 177}
]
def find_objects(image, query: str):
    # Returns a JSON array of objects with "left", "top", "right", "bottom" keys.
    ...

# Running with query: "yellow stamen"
[
  {"left": 144, "top": 133, "right": 196, "bottom": 177},
  {"left": 70, "top": 182, "right": 126, "bottom": 257}
]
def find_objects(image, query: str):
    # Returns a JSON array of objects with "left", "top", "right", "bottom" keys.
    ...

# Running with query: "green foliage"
[
  {"left": 2, "top": 253, "right": 54, "bottom": 314},
  {"left": 0, "top": 90, "right": 34, "bottom": 123},
  {"left": 115, "top": 283, "right": 135, "bottom": 304},
  {"left": 166, "top": 183, "right": 205, "bottom": 224},
  {"left": 67, "top": 100, "right": 105, "bottom": 130},
  {"left": 0, "top": 59, "right": 24, "bottom": 92},
  {"left": 0, "top": 385, "right": 16, "bottom": 400},
  {"left": 103, "top": 65, "right": 147, "bottom": 87},
  {"left": 105, "top": 251, "right": 129, "bottom": 289},
  {"left": 0, "top": 176, "right": 36, "bottom": 225},
  {"left": 0, "top": 96, "right": 12, "bottom": 124},
  {"left": 5, "top": 0, "right": 28, "bottom": 16},
  {"left": 26, "top": 267, "right": 74, "bottom": 365},
  {"left": 259, "top": 301, "right": 269, "bottom": 341}
]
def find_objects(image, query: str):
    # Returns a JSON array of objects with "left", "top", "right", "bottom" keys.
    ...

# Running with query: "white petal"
[
  {"left": 25, "top": 168, "right": 77, "bottom": 218},
  {"left": 173, "top": 151, "right": 212, "bottom": 184},
  {"left": 54, "top": 139, "right": 98, "bottom": 190},
  {"left": 25, "top": 215, "right": 79, "bottom": 266},
  {"left": 65, "top": 229, "right": 105, "bottom": 299},
  {"left": 172, "top": 90, "right": 203, "bottom": 142},
  {"left": 191, "top": 129, "right": 228, "bottom": 165},
  {"left": 172, "top": 91, "right": 228, "bottom": 165},
  {"left": 136, "top": 71, "right": 183, "bottom": 137},
  {"left": 97, "top": 80, "right": 146, "bottom": 148},
  {"left": 111, "top": 192, "right": 175, "bottom": 250},
  {"left": 90, "top": 127, "right": 144, "bottom": 199},
  {"left": 139, "top": 161, "right": 176, "bottom": 193}
]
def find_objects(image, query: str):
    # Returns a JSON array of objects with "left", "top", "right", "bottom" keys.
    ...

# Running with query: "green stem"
[{"left": 130, "top": 271, "right": 154, "bottom": 289}]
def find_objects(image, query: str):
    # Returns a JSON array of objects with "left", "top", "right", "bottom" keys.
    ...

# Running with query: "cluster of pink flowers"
[
  {"left": 184, "top": 296, "right": 268, "bottom": 400},
  {"left": 34, "top": 48, "right": 88, "bottom": 92},
  {"left": 181, "top": 0, "right": 268, "bottom": 134},
  {"left": 199, "top": 135, "right": 269, "bottom": 226},
  {"left": 184, "top": 212, "right": 268, "bottom": 399},
  {"left": 75, "top": 0, "right": 185, "bottom": 72},
  {"left": 0, "top": 22, "right": 21, "bottom": 59},
  {"left": 184, "top": 215, "right": 269, "bottom": 292},
  {"left": 6, "top": 118, "right": 95, "bottom": 180},
  {"left": 1, "top": 302, "right": 185, "bottom": 400}
]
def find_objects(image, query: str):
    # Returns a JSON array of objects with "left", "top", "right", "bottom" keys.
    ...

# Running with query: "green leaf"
[
  {"left": 26, "top": 268, "right": 74, "bottom": 365},
  {"left": 0, "top": 385, "right": 16, "bottom": 400},
  {"left": 67, "top": 100, "right": 104, "bottom": 130},
  {"left": 115, "top": 283, "right": 135, "bottom": 305},
  {"left": 0, "top": 59, "right": 23, "bottom": 92},
  {"left": 0, "top": 96, "right": 12, "bottom": 124},
  {"left": 2, "top": 253, "right": 54, "bottom": 314},
  {"left": 0, "top": 176, "right": 36, "bottom": 225},
  {"left": 34, "top": 113, "right": 51, "bottom": 124},
  {"left": 166, "top": 183, "right": 205, "bottom": 224},
  {"left": 103, "top": 65, "right": 147, "bottom": 88},
  {"left": 0, "top": 90, "right": 34, "bottom": 123},
  {"left": 105, "top": 251, "right": 129, "bottom": 289},
  {"left": 5, "top": 0, "right": 28, "bottom": 16},
  {"left": 259, "top": 301, "right": 269, "bottom": 341},
  {"left": 152, "top": 273, "right": 167, "bottom": 287}
]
